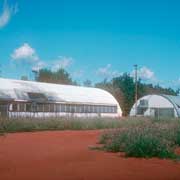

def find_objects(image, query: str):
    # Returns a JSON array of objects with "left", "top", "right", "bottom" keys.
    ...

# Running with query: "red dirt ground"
[{"left": 0, "top": 130, "right": 180, "bottom": 180}]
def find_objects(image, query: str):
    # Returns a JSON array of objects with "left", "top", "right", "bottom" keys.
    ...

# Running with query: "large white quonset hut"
[
  {"left": 130, "top": 94, "right": 180, "bottom": 118},
  {"left": 0, "top": 78, "right": 122, "bottom": 118}
]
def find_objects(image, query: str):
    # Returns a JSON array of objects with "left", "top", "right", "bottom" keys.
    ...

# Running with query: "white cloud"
[
  {"left": 131, "top": 66, "right": 155, "bottom": 81},
  {"left": 51, "top": 56, "right": 73, "bottom": 71},
  {"left": 0, "top": 0, "right": 18, "bottom": 28},
  {"left": 11, "top": 43, "right": 39, "bottom": 62},
  {"left": 32, "top": 56, "right": 73, "bottom": 72},
  {"left": 177, "top": 78, "right": 180, "bottom": 84},
  {"left": 97, "top": 64, "right": 122, "bottom": 79},
  {"left": 97, "top": 64, "right": 111, "bottom": 76},
  {"left": 170, "top": 78, "right": 180, "bottom": 89},
  {"left": 139, "top": 67, "right": 155, "bottom": 80},
  {"left": 10, "top": 42, "right": 76, "bottom": 75},
  {"left": 72, "top": 70, "right": 84, "bottom": 78}
]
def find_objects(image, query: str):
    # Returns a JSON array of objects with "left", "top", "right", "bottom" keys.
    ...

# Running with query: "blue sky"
[{"left": 0, "top": 0, "right": 180, "bottom": 88}]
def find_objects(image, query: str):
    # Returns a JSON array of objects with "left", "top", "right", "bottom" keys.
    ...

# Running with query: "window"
[
  {"left": 106, "top": 106, "right": 110, "bottom": 113},
  {"left": 31, "top": 103, "right": 37, "bottom": 112},
  {"left": 76, "top": 105, "right": 81, "bottom": 113},
  {"left": 55, "top": 104, "right": 61, "bottom": 112},
  {"left": 65, "top": 104, "right": 70, "bottom": 112},
  {"left": 37, "top": 104, "right": 44, "bottom": 112},
  {"left": 104, "top": 106, "right": 107, "bottom": 113},
  {"left": 50, "top": 104, "right": 55, "bottom": 112},
  {"left": 113, "top": 106, "right": 117, "bottom": 113},
  {"left": 44, "top": 104, "right": 50, "bottom": 112},
  {"left": 9, "top": 104, "right": 13, "bottom": 111},
  {"left": 84, "top": 105, "right": 89, "bottom": 113},
  {"left": 139, "top": 99, "right": 148, "bottom": 107},
  {"left": 12, "top": 103, "right": 18, "bottom": 111},
  {"left": 19, "top": 103, "right": 118, "bottom": 114},
  {"left": 100, "top": 106, "right": 104, "bottom": 113},
  {"left": 61, "top": 104, "right": 66, "bottom": 112},
  {"left": 102, "top": 106, "right": 106, "bottom": 113},
  {"left": 111, "top": 106, "right": 114, "bottom": 113},
  {"left": 70, "top": 105, "right": 75, "bottom": 113},
  {"left": 80, "top": 105, "right": 85, "bottom": 113},
  {"left": 19, "top": 104, "right": 25, "bottom": 112},
  {"left": 26, "top": 104, "right": 31, "bottom": 112},
  {"left": 90, "top": 105, "right": 93, "bottom": 113},
  {"left": 28, "top": 92, "right": 47, "bottom": 102}
]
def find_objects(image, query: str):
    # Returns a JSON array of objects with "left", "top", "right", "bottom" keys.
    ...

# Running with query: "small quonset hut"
[
  {"left": 130, "top": 94, "right": 180, "bottom": 118},
  {"left": 0, "top": 78, "right": 122, "bottom": 118}
]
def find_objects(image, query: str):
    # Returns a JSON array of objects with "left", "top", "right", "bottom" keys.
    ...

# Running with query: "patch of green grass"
[{"left": 0, "top": 117, "right": 124, "bottom": 133}]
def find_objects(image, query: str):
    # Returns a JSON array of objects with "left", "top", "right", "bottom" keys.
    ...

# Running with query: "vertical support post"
[
  {"left": 32, "top": 70, "right": 38, "bottom": 81},
  {"left": 43, "top": 104, "right": 45, "bottom": 120},
  {"left": 134, "top": 64, "right": 138, "bottom": 116}
]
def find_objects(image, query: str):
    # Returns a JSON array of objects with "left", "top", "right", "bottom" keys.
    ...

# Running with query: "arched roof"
[
  {"left": 0, "top": 78, "right": 119, "bottom": 106},
  {"left": 161, "top": 94, "right": 180, "bottom": 116},
  {"left": 130, "top": 94, "right": 180, "bottom": 117}
]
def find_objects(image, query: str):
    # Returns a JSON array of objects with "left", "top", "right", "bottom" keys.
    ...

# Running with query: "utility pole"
[
  {"left": 0, "top": 64, "right": 2, "bottom": 77},
  {"left": 134, "top": 64, "right": 138, "bottom": 116},
  {"left": 32, "top": 70, "right": 38, "bottom": 81}
]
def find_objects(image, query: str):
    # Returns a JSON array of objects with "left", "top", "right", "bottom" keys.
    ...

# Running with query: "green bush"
[
  {"left": 124, "top": 135, "right": 174, "bottom": 158},
  {"left": 175, "top": 129, "right": 180, "bottom": 146},
  {"left": 99, "top": 119, "right": 180, "bottom": 159}
]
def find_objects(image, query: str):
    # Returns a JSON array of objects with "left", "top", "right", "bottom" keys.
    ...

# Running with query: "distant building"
[
  {"left": 130, "top": 94, "right": 180, "bottom": 118},
  {"left": 0, "top": 78, "right": 122, "bottom": 118}
]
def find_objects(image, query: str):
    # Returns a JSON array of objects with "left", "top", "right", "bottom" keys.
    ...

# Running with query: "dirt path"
[{"left": 0, "top": 130, "right": 180, "bottom": 180}]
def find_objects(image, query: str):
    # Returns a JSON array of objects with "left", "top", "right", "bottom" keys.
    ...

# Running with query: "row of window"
[{"left": 10, "top": 103, "right": 117, "bottom": 114}]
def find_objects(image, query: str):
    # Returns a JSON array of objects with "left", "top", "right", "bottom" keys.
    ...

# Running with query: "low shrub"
[
  {"left": 175, "top": 130, "right": 180, "bottom": 146},
  {"left": 124, "top": 135, "right": 175, "bottom": 158},
  {"left": 99, "top": 119, "right": 180, "bottom": 159}
]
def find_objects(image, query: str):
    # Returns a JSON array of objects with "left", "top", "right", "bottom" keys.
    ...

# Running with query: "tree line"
[{"left": 22, "top": 68, "right": 179, "bottom": 116}]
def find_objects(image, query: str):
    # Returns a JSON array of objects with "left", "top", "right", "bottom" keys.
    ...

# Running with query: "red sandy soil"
[{"left": 0, "top": 130, "right": 180, "bottom": 180}]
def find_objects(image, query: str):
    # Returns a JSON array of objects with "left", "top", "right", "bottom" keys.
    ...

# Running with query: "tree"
[
  {"left": 95, "top": 74, "right": 177, "bottom": 116},
  {"left": 141, "top": 83, "right": 177, "bottom": 96},
  {"left": 176, "top": 88, "right": 180, "bottom": 95},
  {"left": 36, "top": 68, "right": 75, "bottom": 85},
  {"left": 54, "top": 69, "right": 73, "bottom": 85},
  {"left": 83, "top": 79, "right": 92, "bottom": 87},
  {"left": 21, "top": 76, "right": 28, "bottom": 81},
  {"left": 112, "top": 74, "right": 135, "bottom": 116}
]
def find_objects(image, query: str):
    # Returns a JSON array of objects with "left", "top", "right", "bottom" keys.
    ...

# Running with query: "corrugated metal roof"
[
  {"left": 0, "top": 78, "right": 119, "bottom": 105},
  {"left": 161, "top": 94, "right": 180, "bottom": 116},
  {"left": 162, "top": 95, "right": 180, "bottom": 107}
]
